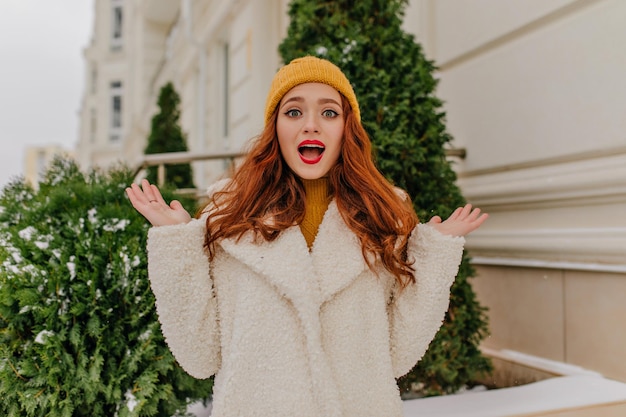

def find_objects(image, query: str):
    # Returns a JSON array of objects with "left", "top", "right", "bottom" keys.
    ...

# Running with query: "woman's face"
[{"left": 276, "top": 82, "right": 344, "bottom": 180}]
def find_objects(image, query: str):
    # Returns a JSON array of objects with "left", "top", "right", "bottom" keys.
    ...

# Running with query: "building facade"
[
  {"left": 23, "top": 145, "right": 73, "bottom": 188},
  {"left": 77, "top": 0, "right": 289, "bottom": 189},
  {"left": 77, "top": 0, "right": 626, "bottom": 384},
  {"left": 408, "top": 0, "right": 626, "bottom": 385}
]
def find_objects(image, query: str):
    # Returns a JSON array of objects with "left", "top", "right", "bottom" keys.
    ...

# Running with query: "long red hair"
[{"left": 203, "top": 95, "right": 419, "bottom": 287}]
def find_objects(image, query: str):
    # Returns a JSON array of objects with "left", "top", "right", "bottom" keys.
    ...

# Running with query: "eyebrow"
[{"left": 281, "top": 96, "right": 341, "bottom": 108}]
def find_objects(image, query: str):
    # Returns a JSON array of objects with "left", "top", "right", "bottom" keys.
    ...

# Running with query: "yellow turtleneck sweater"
[{"left": 299, "top": 177, "right": 331, "bottom": 250}]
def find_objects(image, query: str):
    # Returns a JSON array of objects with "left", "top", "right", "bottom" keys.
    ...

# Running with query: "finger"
[
  {"left": 141, "top": 179, "right": 159, "bottom": 203},
  {"left": 465, "top": 213, "right": 489, "bottom": 235},
  {"left": 447, "top": 207, "right": 463, "bottom": 221},
  {"left": 428, "top": 215, "right": 442, "bottom": 224},
  {"left": 128, "top": 183, "right": 150, "bottom": 206},
  {"left": 125, "top": 187, "right": 139, "bottom": 206},
  {"left": 458, "top": 204, "right": 473, "bottom": 220},
  {"left": 473, "top": 212, "right": 489, "bottom": 226},
  {"left": 150, "top": 183, "right": 167, "bottom": 205},
  {"left": 466, "top": 207, "right": 482, "bottom": 222},
  {"left": 170, "top": 200, "right": 184, "bottom": 211}
]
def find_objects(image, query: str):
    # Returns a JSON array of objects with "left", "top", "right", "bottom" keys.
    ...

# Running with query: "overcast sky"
[{"left": 0, "top": 0, "right": 94, "bottom": 190}]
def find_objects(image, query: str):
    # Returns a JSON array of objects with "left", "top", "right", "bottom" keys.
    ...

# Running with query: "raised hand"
[
  {"left": 125, "top": 179, "right": 192, "bottom": 227},
  {"left": 427, "top": 204, "right": 488, "bottom": 237}
]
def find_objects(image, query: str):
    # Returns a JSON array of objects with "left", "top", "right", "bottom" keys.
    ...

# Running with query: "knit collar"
[
  {"left": 299, "top": 177, "right": 331, "bottom": 249},
  {"left": 301, "top": 177, "right": 330, "bottom": 200}
]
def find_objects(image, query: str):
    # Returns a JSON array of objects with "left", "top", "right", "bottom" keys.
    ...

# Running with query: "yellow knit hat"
[{"left": 263, "top": 56, "right": 360, "bottom": 125}]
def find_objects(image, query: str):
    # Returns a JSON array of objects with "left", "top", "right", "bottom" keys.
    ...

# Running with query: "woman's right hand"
[{"left": 125, "top": 179, "right": 192, "bottom": 227}]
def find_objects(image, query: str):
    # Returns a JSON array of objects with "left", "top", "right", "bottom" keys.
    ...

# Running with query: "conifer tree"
[
  {"left": 280, "top": 0, "right": 492, "bottom": 396},
  {"left": 0, "top": 158, "right": 212, "bottom": 416},
  {"left": 144, "top": 82, "right": 195, "bottom": 189}
]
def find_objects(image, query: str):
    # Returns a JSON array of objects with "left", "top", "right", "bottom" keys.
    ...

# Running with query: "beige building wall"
[
  {"left": 77, "top": 0, "right": 290, "bottom": 190},
  {"left": 23, "top": 145, "right": 73, "bottom": 188},
  {"left": 77, "top": 0, "right": 626, "bottom": 381},
  {"left": 403, "top": 0, "right": 626, "bottom": 382}
]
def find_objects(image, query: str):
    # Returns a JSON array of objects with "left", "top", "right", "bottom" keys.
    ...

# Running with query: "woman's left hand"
[{"left": 427, "top": 204, "right": 488, "bottom": 237}]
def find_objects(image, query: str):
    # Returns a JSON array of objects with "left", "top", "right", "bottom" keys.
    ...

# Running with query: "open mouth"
[{"left": 298, "top": 140, "right": 325, "bottom": 164}]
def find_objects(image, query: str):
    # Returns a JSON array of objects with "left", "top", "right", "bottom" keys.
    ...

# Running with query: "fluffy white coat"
[{"left": 147, "top": 195, "right": 464, "bottom": 417}]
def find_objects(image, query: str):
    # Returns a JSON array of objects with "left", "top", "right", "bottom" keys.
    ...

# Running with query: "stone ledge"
[{"left": 402, "top": 375, "right": 626, "bottom": 417}]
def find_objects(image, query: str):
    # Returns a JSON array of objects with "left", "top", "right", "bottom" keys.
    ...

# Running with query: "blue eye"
[{"left": 285, "top": 109, "right": 301, "bottom": 117}]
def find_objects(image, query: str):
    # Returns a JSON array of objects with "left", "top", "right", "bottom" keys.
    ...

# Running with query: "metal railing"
[
  {"left": 133, "top": 147, "right": 466, "bottom": 188},
  {"left": 133, "top": 150, "right": 244, "bottom": 187}
]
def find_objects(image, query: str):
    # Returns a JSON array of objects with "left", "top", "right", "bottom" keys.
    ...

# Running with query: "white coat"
[{"left": 147, "top": 192, "right": 464, "bottom": 417}]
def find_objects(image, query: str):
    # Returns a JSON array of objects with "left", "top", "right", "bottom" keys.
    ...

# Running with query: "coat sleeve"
[
  {"left": 388, "top": 223, "right": 464, "bottom": 378},
  {"left": 147, "top": 216, "right": 220, "bottom": 379}
]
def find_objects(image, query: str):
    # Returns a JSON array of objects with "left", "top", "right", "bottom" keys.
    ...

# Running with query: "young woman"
[{"left": 126, "top": 56, "right": 487, "bottom": 417}]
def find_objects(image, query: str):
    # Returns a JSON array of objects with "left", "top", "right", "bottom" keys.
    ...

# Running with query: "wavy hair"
[{"left": 203, "top": 95, "right": 419, "bottom": 287}]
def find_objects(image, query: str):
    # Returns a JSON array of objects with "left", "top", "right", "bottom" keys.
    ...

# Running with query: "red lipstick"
[{"left": 298, "top": 140, "right": 325, "bottom": 164}]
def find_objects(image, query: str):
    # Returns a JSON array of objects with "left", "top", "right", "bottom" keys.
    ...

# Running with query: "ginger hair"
[{"left": 203, "top": 95, "right": 418, "bottom": 287}]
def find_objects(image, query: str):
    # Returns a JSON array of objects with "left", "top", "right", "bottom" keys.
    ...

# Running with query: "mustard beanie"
[{"left": 263, "top": 56, "right": 360, "bottom": 125}]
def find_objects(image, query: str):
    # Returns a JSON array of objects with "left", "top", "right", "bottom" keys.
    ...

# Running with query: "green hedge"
[{"left": 0, "top": 158, "right": 211, "bottom": 417}]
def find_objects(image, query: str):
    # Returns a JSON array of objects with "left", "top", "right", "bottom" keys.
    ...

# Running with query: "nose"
[{"left": 302, "top": 113, "right": 320, "bottom": 133}]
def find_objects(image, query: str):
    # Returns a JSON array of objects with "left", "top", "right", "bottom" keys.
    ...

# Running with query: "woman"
[{"left": 126, "top": 56, "right": 487, "bottom": 417}]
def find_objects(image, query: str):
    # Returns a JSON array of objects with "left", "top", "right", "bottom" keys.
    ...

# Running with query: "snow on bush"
[{"left": 0, "top": 158, "right": 212, "bottom": 417}]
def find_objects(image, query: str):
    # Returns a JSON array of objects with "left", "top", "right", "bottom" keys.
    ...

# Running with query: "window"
[
  {"left": 90, "top": 108, "right": 97, "bottom": 143},
  {"left": 220, "top": 42, "right": 231, "bottom": 171},
  {"left": 110, "top": 81, "right": 123, "bottom": 142},
  {"left": 111, "top": 0, "right": 123, "bottom": 50},
  {"left": 91, "top": 65, "right": 97, "bottom": 94},
  {"left": 222, "top": 42, "right": 230, "bottom": 140}
]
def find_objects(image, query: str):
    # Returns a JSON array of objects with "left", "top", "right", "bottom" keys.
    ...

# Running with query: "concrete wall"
[
  {"left": 403, "top": 0, "right": 626, "bottom": 381},
  {"left": 474, "top": 266, "right": 626, "bottom": 382}
]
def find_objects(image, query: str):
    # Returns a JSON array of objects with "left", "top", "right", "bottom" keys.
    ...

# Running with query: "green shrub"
[
  {"left": 144, "top": 82, "right": 195, "bottom": 189},
  {"left": 280, "top": 0, "right": 492, "bottom": 396},
  {"left": 0, "top": 158, "right": 211, "bottom": 416}
]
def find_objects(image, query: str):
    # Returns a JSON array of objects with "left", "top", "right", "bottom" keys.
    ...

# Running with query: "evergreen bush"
[
  {"left": 280, "top": 0, "right": 492, "bottom": 396},
  {"left": 0, "top": 158, "right": 212, "bottom": 416},
  {"left": 144, "top": 82, "right": 195, "bottom": 189}
]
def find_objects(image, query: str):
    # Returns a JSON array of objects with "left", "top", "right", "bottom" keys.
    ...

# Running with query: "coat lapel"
[
  {"left": 311, "top": 200, "right": 368, "bottom": 303},
  {"left": 218, "top": 222, "right": 323, "bottom": 315},
  {"left": 218, "top": 200, "right": 368, "bottom": 309}
]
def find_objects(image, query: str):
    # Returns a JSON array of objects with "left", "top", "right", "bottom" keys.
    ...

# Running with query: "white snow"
[
  {"left": 1, "top": 241, "right": 25, "bottom": 274},
  {"left": 402, "top": 375, "right": 626, "bottom": 417},
  {"left": 87, "top": 208, "right": 98, "bottom": 224},
  {"left": 315, "top": 46, "right": 328, "bottom": 56},
  {"left": 120, "top": 250, "right": 132, "bottom": 278},
  {"left": 18, "top": 225, "right": 37, "bottom": 240},
  {"left": 11, "top": 251, "right": 22, "bottom": 263},
  {"left": 67, "top": 255, "right": 76, "bottom": 280},
  {"left": 19, "top": 305, "right": 32, "bottom": 314},
  {"left": 34, "top": 330, "right": 55, "bottom": 344},
  {"left": 125, "top": 390, "right": 138, "bottom": 412},
  {"left": 104, "top": 219, "right": 130, "bottom": 232},
  {"left": 183, "top": 376, "right": 626, "bottom": 417},
  {"left": 34, "top": 240, "right": 49, "bottom": 249},
  {"left": 138, "top": 329, "right": 151, "bottom": 342},
  {"left": 342, "top": 39, "right": 357, "bottom": 55},
  {"left": 187, "top": 401, "right": 212, "bottom": 417}
]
